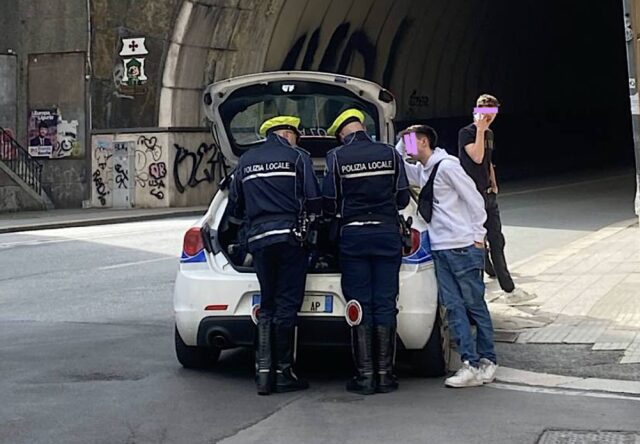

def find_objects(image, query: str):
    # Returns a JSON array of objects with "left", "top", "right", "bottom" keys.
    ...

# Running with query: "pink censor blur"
[
  {"left": 474, "top": 107, "right": 499, "bottom": 114},
  {"left": 403, "top": 132, "right": 418, "bottom": 156}
]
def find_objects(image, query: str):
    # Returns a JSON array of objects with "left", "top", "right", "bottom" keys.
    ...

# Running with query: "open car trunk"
[
  {"left": 215, "top": 195, "right": 341, "bottom": 273},
  {"left": 202, "top": 71, "right": 398, "bottom": 273}
]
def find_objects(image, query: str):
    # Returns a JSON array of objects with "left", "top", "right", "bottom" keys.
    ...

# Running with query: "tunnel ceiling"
[{"left": 162, "top": 0, "right": 628, "bottom": 150}]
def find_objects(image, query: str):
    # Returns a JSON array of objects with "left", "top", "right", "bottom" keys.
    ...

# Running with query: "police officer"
[
  {"left": 322, "top": 109, "right": 410, "bottom": 395},
  {"left": 228, "top": 115, "right": 321, "bottom": 396}
]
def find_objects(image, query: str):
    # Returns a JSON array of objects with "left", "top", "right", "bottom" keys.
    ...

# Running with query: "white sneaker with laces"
[
  {"left": 479, "top": 358, "right": 498, "bottom": 383},
  {"left": 445, "top": 361, "right": 483, "bottom": 388},
  {"left": 495, "top": 287, "right": 537, "bottom": 305}
]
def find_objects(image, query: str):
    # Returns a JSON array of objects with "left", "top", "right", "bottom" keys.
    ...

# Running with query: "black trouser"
[
  {"left": 252, "top": 241, "right": 308, "bottom": 328},
  {"left": 484, "top": 193, "right": 515, "bottom": 292}
]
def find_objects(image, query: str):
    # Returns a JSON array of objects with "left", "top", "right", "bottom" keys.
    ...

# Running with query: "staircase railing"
[{"left": 0, "top": 126, "right": 43, "bottom": 195}]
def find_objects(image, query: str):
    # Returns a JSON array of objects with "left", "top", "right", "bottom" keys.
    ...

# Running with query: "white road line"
[
  {"left": 97, "top": 257, "right": 177, "bottom": 270},
  {"left": 499, "top": 174, "right": 631, "bottom": 197},
  {"left": 489, "top": 382, "right": 640, "bottom": 402}
]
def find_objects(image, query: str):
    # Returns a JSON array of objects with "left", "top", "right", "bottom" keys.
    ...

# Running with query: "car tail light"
[
  {"left": 251, "top": 304, "right": 260, "bottom": 325},
  {"left": 345, "top": 300, "right": 362, "bottom": 326},
  {"left": 183, "top": 227, "right": 204, "bottom": 257},
  {"left": 205, "top": 305, "right": 228, "bottom": 311},
  {"left": 403, "top": 228, "right": 421, "bottom": 257}
]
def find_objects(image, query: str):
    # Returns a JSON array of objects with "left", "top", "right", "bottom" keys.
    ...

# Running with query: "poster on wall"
[
  {"left": 28, "top": 109, "right": 57, "bottom": 157},
  {"left": 28, "top": 109, "right": 81, "bottom": 159}
]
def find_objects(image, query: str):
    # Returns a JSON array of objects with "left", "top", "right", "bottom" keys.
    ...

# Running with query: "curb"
[
  {"left": 496, "top": 367, "right": 640, "bottom": 397},
  {"left": 0, "top": 209, "right": 206, "bottom": 234}
]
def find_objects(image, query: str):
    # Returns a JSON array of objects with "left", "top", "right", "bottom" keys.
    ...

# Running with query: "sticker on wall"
[{"left": 119, "top": 37, "right": 149, "bottom": 88}]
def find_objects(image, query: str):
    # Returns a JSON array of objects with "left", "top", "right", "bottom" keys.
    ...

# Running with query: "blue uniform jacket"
[
  {"left": 322, "top": 131, "right": 410, "bottom": 233},
  {"left": 228, "top": 133, "right": 321, "bottom": 251}
]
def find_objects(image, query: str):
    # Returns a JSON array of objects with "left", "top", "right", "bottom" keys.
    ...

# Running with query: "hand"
[
  {"left": 474, "top": 114, "right": 491, "bottom": 132},
  {"left": 491, "top": 184, "right": 498, "bottom": 194},
  {"left": 474, "top": 241, "right": 485, "bottom": 249}
]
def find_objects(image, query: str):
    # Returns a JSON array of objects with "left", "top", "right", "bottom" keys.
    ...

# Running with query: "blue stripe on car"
[
  {"left": 180, "top": 250, "right": 207, "bottom": 263},
  {"left": 402, "top": 231, "right": 433, "bottom": 265}
]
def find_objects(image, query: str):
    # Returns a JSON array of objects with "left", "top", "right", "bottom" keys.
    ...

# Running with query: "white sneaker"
[
  {"left": 494, "top": 287, "right": 537, "bottom": 305},
  {"left": 445, "top": 361, "right": 483, "bottom": 388},
  {"left": 478, "top": 358, "right": 498, "bottom": 383}
]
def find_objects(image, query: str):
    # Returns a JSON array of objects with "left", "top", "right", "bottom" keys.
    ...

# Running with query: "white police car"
[{"left": 173, "top": 71, "right": 450, "bottom": 376}]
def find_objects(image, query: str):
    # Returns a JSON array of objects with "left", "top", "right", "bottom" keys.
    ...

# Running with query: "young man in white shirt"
[{"left": 397, "top": 125, "right": 498, "bottom": 387}]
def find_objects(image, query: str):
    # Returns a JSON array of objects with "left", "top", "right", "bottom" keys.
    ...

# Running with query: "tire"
[
  {"left": 175, "top": 326, "right": 221, "bottom": 369},
  {"left": 409, "top": 307, "right": 450, "bottom": 377}
]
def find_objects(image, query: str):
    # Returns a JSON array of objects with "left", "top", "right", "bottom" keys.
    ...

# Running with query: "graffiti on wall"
[
  {"left": 135, "top": 136, "right": 166, "bottom": 200},
  {"left": 173, "top": 142, "right": 227, "bottom": 194},
  {"left": 113, "top": 142, "right": 131, "bottom": 190},
  {"left": 93, "top": 139, "right": 113, "bottom": 206},
  {"left": 281, "top": 20, "right": 409, "bottom": 89}
]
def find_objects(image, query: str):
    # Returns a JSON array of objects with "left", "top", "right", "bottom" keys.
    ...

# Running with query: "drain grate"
[{"left": 538, "top": 430, "right": 640, "bottom": 444}]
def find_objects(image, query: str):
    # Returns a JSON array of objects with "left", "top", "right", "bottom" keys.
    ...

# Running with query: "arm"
[
  {"left": 321, "top": 152, "right": 339, "bottom": 216},
  {"left": 489, "top": 163, "right": 498, "bottom": 194},
  {"left": 462, "top": 117, "right": 490, "bottom": 164},
  {"left": 394, "top": 150, "right": 410, "bottom": 210},
  {"left": 443, "top": 163, "right": 487, "bottom": 244},
  {"left": 227, "top": 165, "right": 245, "bottom": 222},
  {"left": 394, "top": 139, "right": 424, "bottom": 187},
  {"left": 300, "top": 154, "right": 322, "bottom": 216}
]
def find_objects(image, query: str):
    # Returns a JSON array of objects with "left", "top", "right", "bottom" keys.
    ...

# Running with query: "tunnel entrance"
[
  {"left": 161, "top": 0, "right": 635, "bottom": 180},
  {"left": 261, "top": 0, "right": 634, "bottom": 180}
]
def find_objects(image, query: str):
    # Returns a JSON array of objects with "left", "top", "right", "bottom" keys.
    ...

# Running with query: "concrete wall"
[
  {"left": 0, "top": 54, "right": 17, "bottom": 133},
  {"left": 0, "top": 169, "right": 43, "bottom": 212},
  {"left": 0, "top": 0, "right": 89, "bottom": 209},
  {"left": 90, "top": 130, "right": 220, "bottom": 208},
  {"left": 91, "top": 0, "right": 181, "bottom": 129}
]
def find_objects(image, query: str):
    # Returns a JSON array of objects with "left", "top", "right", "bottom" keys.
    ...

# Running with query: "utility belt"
[
  {"left": 340, "top": 214, "right": 398, "bottom": 228},
  {"left": 251, "top": 213, "right": 297, "bottom": 226},
  {"left": 251, "top": 212, "right": 317, "bottom": 247}
]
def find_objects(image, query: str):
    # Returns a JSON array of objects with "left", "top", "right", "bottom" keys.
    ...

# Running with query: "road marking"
[
  {"left": 0, "top": 228, "right": 171, "bottom": 249},
  {"left": 499, "top": 173, "right": 631, "bottom": 197},
  {"left": 489, "top": 382, "right": 640, "bottom": 402},
  {"left": 97, "top": 257, "right": 176, "bottom": 270}
]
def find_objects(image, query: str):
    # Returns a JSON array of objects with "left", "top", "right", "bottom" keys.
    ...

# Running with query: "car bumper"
[{"left": 197, "top": 316, "right": 351, "bottom": 348}]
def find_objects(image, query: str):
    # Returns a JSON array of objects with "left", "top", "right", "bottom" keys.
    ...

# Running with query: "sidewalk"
[
  {"left": 0, "top": 206, "right": 208, "bottom": 234},
  {"left": 488, "top": 218, "right": 640, "bottom": 365}
]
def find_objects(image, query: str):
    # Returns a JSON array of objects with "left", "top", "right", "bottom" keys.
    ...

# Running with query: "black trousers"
[
  {"left": 484, "top": 193, "right": 515, "bottom": 293},
  {"left": 253, "top": 241, "right": 308, "bottom": 328}
]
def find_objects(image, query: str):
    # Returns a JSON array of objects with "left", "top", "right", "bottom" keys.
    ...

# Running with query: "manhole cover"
[{"left": 538, "top": 430, "right": 640, "bottom": 444}]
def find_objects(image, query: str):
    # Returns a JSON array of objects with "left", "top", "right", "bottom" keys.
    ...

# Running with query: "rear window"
[{"left": 218, "top": 80, "right": 380, "bottom": 158}]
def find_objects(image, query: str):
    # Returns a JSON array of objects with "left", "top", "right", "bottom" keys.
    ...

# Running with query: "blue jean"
[{"left": 432, "top": 246, "right": 496, "bottom": 367}]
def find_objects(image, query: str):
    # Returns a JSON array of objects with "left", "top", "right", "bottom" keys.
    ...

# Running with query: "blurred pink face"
[
  {"left": 476, "top": 106, "right": 498, "bottom": 124},
  {"left": 39, "top": 127, "right": 48, "bottom": 137}
]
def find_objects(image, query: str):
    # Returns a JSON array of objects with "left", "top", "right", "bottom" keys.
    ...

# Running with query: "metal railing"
[{"left": 0, "top": 126, "right": 43, "bottom": 195}]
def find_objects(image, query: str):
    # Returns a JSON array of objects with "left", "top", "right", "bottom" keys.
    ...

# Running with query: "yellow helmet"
[
  {"left": 259, "top": 115, "right": 301, "bottom": 137},
  {"left": 327, "top": 109, "right": 365, "bottom": 137}
]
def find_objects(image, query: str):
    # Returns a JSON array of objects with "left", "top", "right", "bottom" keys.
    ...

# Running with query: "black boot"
[
  {"left": 375, "top": 325, "right": 399, "bottom": 393},
  {"left": 346, "top": 325, "right": 376, "bottom": 395},
  {"left": 255, "top": 320, "right": 273, "bottom": 396},
  {"left": 274, "top": 325, "right": 309, "bottom": 393}
]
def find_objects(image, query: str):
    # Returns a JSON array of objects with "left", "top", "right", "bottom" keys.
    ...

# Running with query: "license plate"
[{"left": 252, "top": 294, "right": 333, "bottom": 313}]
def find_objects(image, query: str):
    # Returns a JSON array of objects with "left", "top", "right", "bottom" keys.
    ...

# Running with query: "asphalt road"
[{"left": 1, "top": 170, "right": 638, "bottom": 444}]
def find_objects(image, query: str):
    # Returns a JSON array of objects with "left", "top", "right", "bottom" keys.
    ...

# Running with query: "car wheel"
[
  {"left": 175, "top": 325, "right": 221, "bottom": 369},
  {"left": 409, "top": 306, "right": 450, "bottom": 377}
]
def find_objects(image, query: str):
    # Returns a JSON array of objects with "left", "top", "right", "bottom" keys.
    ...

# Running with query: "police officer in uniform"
[
  {"left": 228, "top": 116, "right": 321, "bottom": 396},
  {"left": 322, "top": 109, "right": 410, "bottom": 395}
]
